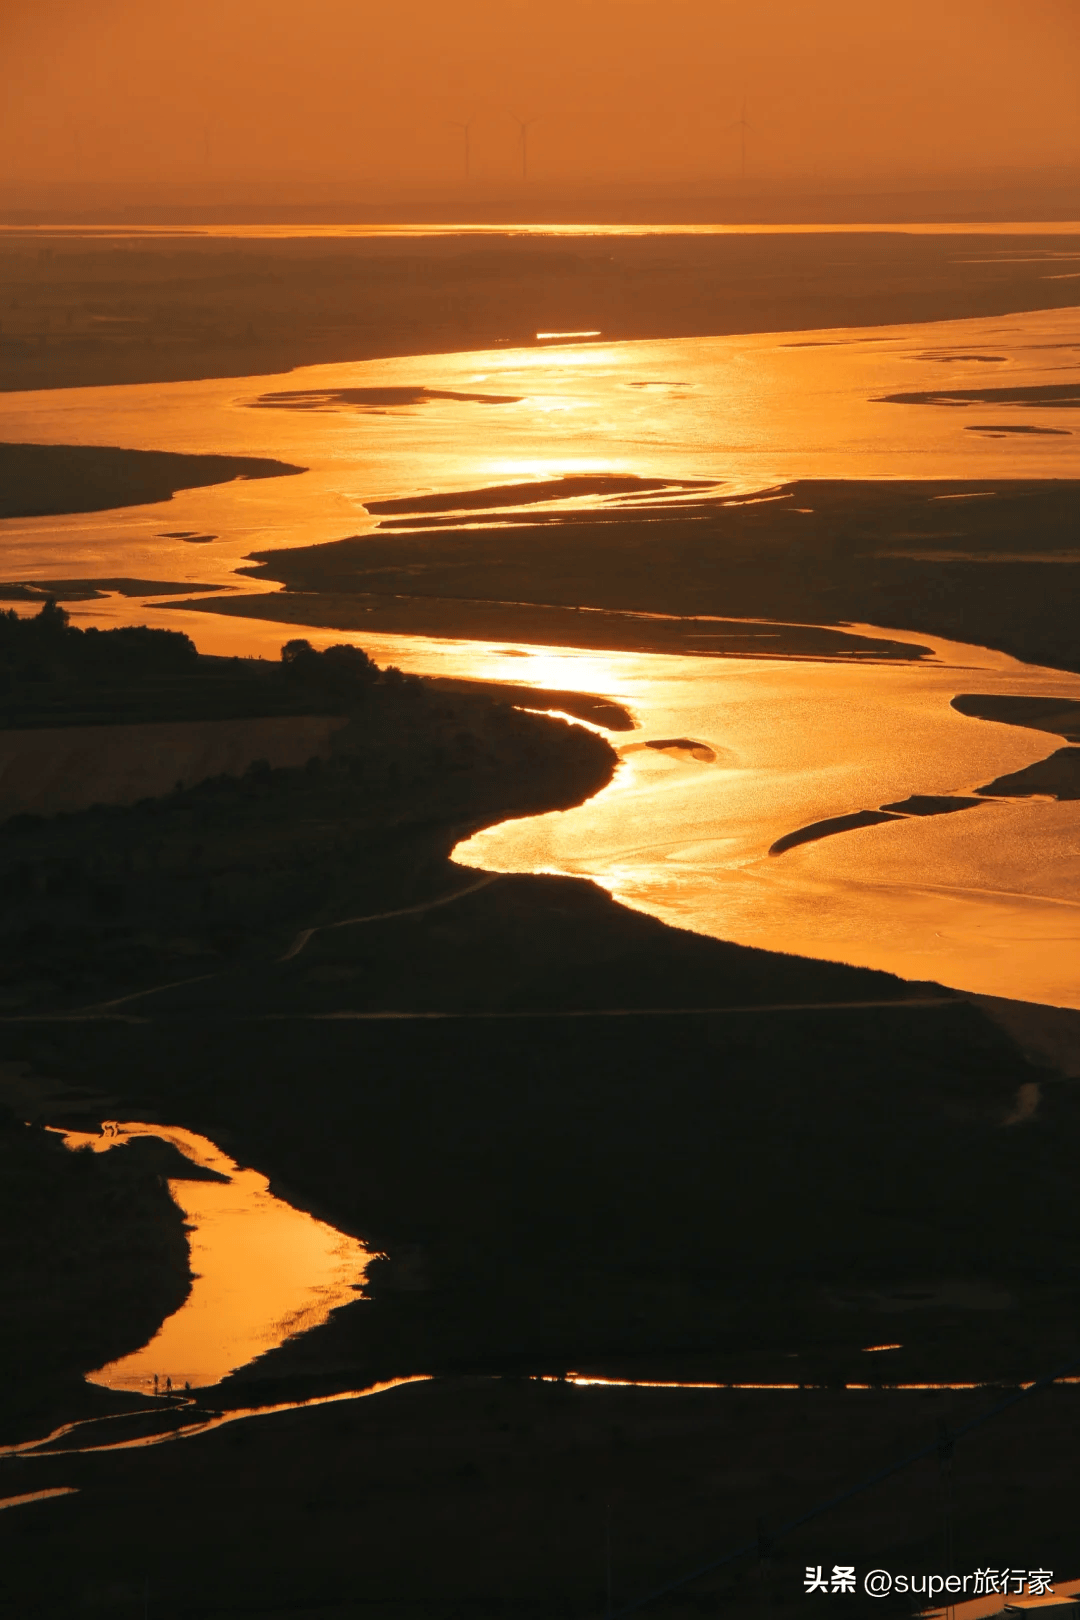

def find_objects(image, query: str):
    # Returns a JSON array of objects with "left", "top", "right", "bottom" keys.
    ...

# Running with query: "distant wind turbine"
[
  {"left": 728, "top": 98, "right": 753, "bottom": 181},
  {"left": 510, "top": 114, "right": 538, "bottom": 183},
  {"left": 447, "top": 120, "right": 473, "bottom": 183}
]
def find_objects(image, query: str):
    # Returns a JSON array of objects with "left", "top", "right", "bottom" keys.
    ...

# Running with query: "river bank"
[
  {"left": 209, "top": 477, "right": 1080, "bottom": 677},
  {"left": 6, "top": 227, "right": 1080, "bottom": 394},
  {"left": 0, "top": 1106, "right": 194, "bottom": 1437},
  {"left": 0, "top": 635, "right": 618, "bottom": 1014}
]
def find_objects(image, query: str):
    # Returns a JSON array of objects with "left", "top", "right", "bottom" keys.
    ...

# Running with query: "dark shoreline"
[
  {"left": 4, "top": 228, "right": 1080, "bottom": 395},
  {"left": 0, "top": 442, "right": 304, "bottom": 520},
  {"left": 161, "top": 476, "right": 1080, "bottom": 676},
  {"left": 0, "top": 1112, "right": 194, "bottom": 1440},
  {"left": 172, "top": 587, "right": 935, "bottom": 663},
  {"left": 5, "top": 1369, "right": 1079, "bottom": 1618}
]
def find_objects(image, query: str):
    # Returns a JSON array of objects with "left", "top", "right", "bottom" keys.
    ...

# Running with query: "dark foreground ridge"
[
  {"left": 4, "top": 1375, "right": 1079, "bottom": 1620},
  {"left": 0, "top": 617, "right": 621, "bottom": 1016},
  {"left": 3, "top": 620, "right": 1080, "bottom": 1614},
  {"left": 0, "top": 600, "right": 636, "bottom": 734}
]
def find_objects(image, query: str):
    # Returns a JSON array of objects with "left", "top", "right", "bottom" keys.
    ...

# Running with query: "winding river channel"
[
  {"left": 3, "top": 301, "right": 1080, "bottom": 1008},
  {"left": 55, "top": 1122, "right": 372, "bottom": 1392},
  {"left": 4, "top": 289, "right": 1080, "bottom": 1399}
]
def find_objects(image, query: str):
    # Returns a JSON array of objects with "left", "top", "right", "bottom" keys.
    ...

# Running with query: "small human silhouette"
[{"left": 165, "top": 1376, "right": 172, "bottom": 1393}]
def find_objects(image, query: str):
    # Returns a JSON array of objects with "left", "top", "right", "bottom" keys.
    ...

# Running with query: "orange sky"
[{"left": 3, "top": 0, "right": 1079, "bottom": 192}]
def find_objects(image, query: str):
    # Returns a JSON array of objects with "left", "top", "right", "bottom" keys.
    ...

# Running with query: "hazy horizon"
[{"left": 4, "top": 0, "right": 1079, "bottom": 198}]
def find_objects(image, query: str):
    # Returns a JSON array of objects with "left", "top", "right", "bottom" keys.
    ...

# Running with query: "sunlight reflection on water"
[
  {"left": 1, "top": 308, "right": 1079, "bottom": 1005},
  {"left": 56, "top": 1122, "right": 372, "bottom": 1391},
  {"left": 448, "top": 633, "right": 1080, "bottom": 1008},
  {"left": 1, "top": 306, "right": 1078, "bottom": 600},
  {"left": 4, "top": 222, "right": 1080, "bottom": 241}
]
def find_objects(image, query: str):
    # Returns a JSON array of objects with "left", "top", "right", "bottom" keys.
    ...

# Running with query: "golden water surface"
[
  {"left": 2, "top": 305, "right": 1079, "bottom": 1009},
  {"left": 2, "top": 305, "right": 1079, "bottom": 605},
  {"left": 4, "top": 221, "right": 1080, "bottom": 240},
  {"left": 57, "top": 1122, "right": 372, "bottom": 1391},
  {"left": 453, "top": 634, "right": 1080, "bottom": 1009}
]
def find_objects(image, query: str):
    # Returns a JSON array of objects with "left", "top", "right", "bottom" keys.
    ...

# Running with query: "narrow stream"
[
  {"left": 6, "top": 1366, "right": 1080, "bottom": 1463},
  {"left": 55, "top": 1121, "right": 373, "bottom": 1392}
]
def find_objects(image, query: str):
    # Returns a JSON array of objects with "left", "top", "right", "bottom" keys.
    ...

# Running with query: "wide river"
[{"left": 2, "top": 302, "right": 1080, "bottom": 1008}]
